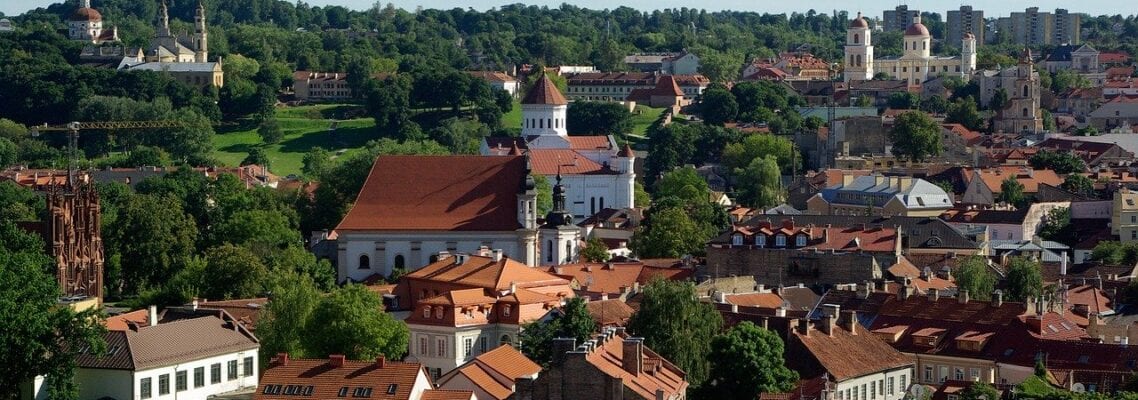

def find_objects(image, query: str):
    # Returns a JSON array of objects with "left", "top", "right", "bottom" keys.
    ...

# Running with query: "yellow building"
[{"left": 1113, "top": 188, "right": 1138, "bottom": 241}]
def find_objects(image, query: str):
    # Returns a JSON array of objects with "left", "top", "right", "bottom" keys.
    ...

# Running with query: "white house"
[
  {"left": 333, "top": 155, "right": 539, "bottom": 282},
  {"left": 468, "top": 71, "right": 520, "bottom": 98},
  {"left": 481, "top": 75, "right": 636, "bottom": 222},
  {"left": 71, "top": 313, "right": 259, "bottom": 400}
]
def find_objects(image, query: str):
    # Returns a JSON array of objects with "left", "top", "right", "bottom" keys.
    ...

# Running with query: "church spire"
[
  {"left": 158, "top": 0, "right": 171, "bottom": 37},
  {"left": 543, "top": 166, "right": 573, "bottom": 227}
]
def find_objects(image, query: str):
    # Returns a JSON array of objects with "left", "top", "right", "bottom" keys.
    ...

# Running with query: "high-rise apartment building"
[
  {"left": 883, "top": 5, "right": 921, "bottom": 32},
  {"left": 947, "top": 6, "right": 985, "bottom": 46}
]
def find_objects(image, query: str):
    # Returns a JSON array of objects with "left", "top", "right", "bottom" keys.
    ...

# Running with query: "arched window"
[
  {"left": 853, "top": 33, "right": 860, "bottom": 44},
  {"left": 503, "top": 305, "right": 511, "bottom": 317},
  {"left": 394, "top": 255, "right": 405, "bottom": 269},
  {"left": 359, "top": 254, "right": 370, "bottom": 269},
  {"left": 565, "top": 241, "right": 573, "bottom": 262},
  {"left": 546, "top": 240, "right": 553, "bottom": 262},
  {"left": 500, "top": 334, "right": 512, "bottom": 345},
  {"left": 1022, "top": 108, "right": 1029, "bottom": 117},
  {"left": 599, "top": 197, "right": 604, "bottom": 210},
  {"left": 1023, "top": 85, "right": 1029, "bottom": 98},
  {"left": 856, "top": 55, "right": 862, "bottom": 67}
]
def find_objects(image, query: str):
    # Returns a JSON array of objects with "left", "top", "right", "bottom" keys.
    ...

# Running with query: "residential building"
[
  {"left": 482, "top": 75, "right": 636, "bottom": 222},
  {"left": 1088, "top": 102, "right": 1138, "bottom": 131},
  {"left": 564, "top": 72, "right": 709, "bottom": 101},
  {"left": 941, "top": 202, "right": 1070, "bottom": 243},
  {"left": 959, "top": 167, "right": 1063, "bottom": 206},
  {"left": 255, "top": 354, "right": 444, "bottom": 400},
  {"left": 990, "top": 238, "right": 1070, "bottom": 263},
  {"left": 1052, "top": 9, "right": 1081, "bottom": 46},
  {"left": 72, "top": 314, "right": 259, "bottom": 400},
  {"left": 515, "top": 327, "right": 688, "bottom": 400},
  {"left": 946, "top": 6, "right": 985, "bottom": 46},
  {"left": 333, "top": 155, "right": 539, "bottom": 282},
  {"left": 626, "top": 75, "right": 689, "bottom": 111},
  {"left": 435, "top": 345, "right": 541, "bottom": 400},
  {"left": 547, "top": 261, "right": 690, "bottom": 300},
  {"left": 68, "top": 0, "right": 118, "bottom": 44},
  {"left": 1035, "top": 138, "right": 1133, "bottom": 168},
  {"left": 786, "top": 310, "right": 915, "bottom": 400},
  {"left": 999, "top": 8, "right": 1080, "bottom": 46},
  {"left": 623, "top": 51, "right": 700, "bottom": 75},
  {"left": 576, "top": 208, "right": 640, "bottom": 259},
  {"left": 292, "top": 71, "right": 354, "bottom": 101},
  {"left": 846, "top": 15, "right": 977, "bottom": 86},
  {"left": 883, "top": 6, "right": 921, "bottom": 33},
  {"left": 743, "top": 53, "right": 832, "bottom": 81},
  {"left": 467, "top": 71, "right": 520, "bottom": 97},
  {"left": 807, "top": 174, "right": 953, "bottom": 217},
  {"left": 398, "top": 252, "right": 573, "bottom": 377},
  {"left": 1113, "top": 188, "right": 1138, "bottom": 242}
]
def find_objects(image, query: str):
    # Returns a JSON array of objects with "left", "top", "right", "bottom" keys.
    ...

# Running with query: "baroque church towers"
[{"left": 149, "top": 1, "right": 209, "bottom": 63}]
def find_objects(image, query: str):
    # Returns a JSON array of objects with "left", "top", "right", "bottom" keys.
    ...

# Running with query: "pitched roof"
[
  {"left": 792, "top": 321, "right": 913, "bottom": 381},
  {"left": 256, "top": 355, "right": 428, "bottom": 400},
  {"left": 79, "top": 315, "right": 259, "bottom": 370},
  {"left": 964, "top": 167, "right": 1063, "bottom": 194},
  {"left": 733, "top": 215, "right": 978, "bottom": 250},
  {"left": 437, "top": 344, "right": 539, "bottom": 400},
  {"left": 549, "top": 263, "right": 645, "bottom": 296},
  {"left": 581, "top": 328, "right": 688, "bottom": 399},
  {"left": 565, "top": 136, "right": 613, "bottom": 150},
  {"left": 527, "top": 149, "right": 617, "bottom": 175},
  {"left": 522, "top": 75, "right": 568, "bottom": 105},
  {"left": 405, "top": 255, "right": 570, "bottom": 292},
  {"left": 586, "top": 299, "right": 636, "bottom": 327},
  {"left": 421, "top": 390, "right": 475, "bottom": 400},
  {"left": 336, "top": 156, "right": 527, "bottom": 232},
  {"left": 724, "top": 292, "right": 786, "bottom": 308},
  {"left": 652, "top": 75, "right": 685, "bottom": 96},
  {"left": 466, "top": 71, "right": 516, "bottom": 83}
]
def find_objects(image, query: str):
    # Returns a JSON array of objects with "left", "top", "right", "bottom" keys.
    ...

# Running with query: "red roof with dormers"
[
  {"left": 255, "top": 355, "right": 432, "bottom": 400},
  {"left": 720, "top": 219, "right": 898, "bottom": 253}
]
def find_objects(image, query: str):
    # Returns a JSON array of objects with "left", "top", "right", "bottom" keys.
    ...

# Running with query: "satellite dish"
[
  {"left": 1073, "top": 383, "right": 1085, "bottom": 393},
  {"left": 909, "top": 385, "right": 929, "bottom": 398}
]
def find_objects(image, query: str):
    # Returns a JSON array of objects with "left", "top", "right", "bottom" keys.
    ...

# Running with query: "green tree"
[
  {"left": 119, "top": 146, "right": 171, "bottom": 168},
  {"left": 242, "top": 147, "right": 270, "bottom": 167},
  {"left": 1060, "top": 174, "right": 1095, "bottom": 198},
  {"left": 256, "top": 271, "right": 320, "bottom": 366},
  {"left": 998, "top": 177, "right": 1026, "bottom": 208},
  {"left": 301, "top": 147, "right": 333, "bottom": 179},
  {"left": 580, "top": 236, "right": 612, "bottom": 263},
  {"left": 644, "top": 123, "right": 697, "bottom": 186},
  {"left": 888, "top": 111, "right": 942, "bottom": 162},
  {"left": 519, "top": 319, "right": 560, "bottom": 368},
  {"left": 196, "top": 244, "right": 270, "bottom": 300},
  {"left": 954, "top": 256, "right": 995, "bottom": 301},
  {"left": 258, "top": 118, "right": 284, "bottom": 144},
  {"left": 302, "top": 284, "right": 409, "bottom": 360},
  {"left": 945, "top": 96, "right": 986, "bottom": 131},
  {"left": 921, "top": 95, "right": 949, "bottom": 114},
  {"left": 628, "top": 279, "right": 724, "bottom": 388},
  {"left": 887, "top": 92, "right": 921, "bottom": 109},
  {"left": 1029, "top": 151, "right": 1086, "bottom": 175},
  {"left": 722, "top": 133, "right": 799, "bottom": 175},
  {"left": 735, "top": 155, "right": 783, "bottom": 208},
  {"left": 959, "top": 383, "right": 1000, "bottom": 400},
  {"left": 1004, "top": 256, "right": 1043, "bottom": 302},
  {"left": 703, "top": 321, "right": 798, "bottom": 399},
  {"left": 210, "top": 209, "right": 301, "bottom": 251},
  {"left": 532, "top": 174, "right": 553, "bottom": 216},
  {"left": 990, "top": 88, "right": 1009, "bottom": 111},
  {"left": 655, "top": 166, "right": 711, "bottom": 204},
  {"left": 1090, "top": 241, "right": 1138, "bottom": 266},
  {"left": 567, "top": 101, "right": 633, "bottom": 137},
  {"left": 1038, "top": 207, "right": 1077, "bottom": 247},
  {"left": 634, "top": 181, "right": 651, "bottom": 208},
  {"left": 554, "top": 297, "right": 596, "bottom": 344},
  {"left": 630, "top": 207, "right": 706, "bottom": 258},
  {"left": 105, "top": 193, "right": 198, "bottom": 294},
  {"left": 0, "top": 222, "right": 106, "bottom": 397},
  {"left": 700, "top": 88, "right": 738, "bottom": 126}
]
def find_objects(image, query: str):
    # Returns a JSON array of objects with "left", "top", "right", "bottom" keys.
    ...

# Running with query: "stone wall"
[{"left": 704, "top": 246, "right": 894, "bottom": 287}]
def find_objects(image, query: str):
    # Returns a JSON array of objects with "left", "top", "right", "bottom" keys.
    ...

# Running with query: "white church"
[
  {"left": 844, "top": 12, "right": 977, "bottom": 86},
  {"left": 480, "top": 75, "right": 636, "bottom": 222}
]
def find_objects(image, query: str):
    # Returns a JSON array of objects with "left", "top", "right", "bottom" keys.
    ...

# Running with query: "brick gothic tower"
[{"left": 45, "top": 179, "right": 105, "bottom": 302}]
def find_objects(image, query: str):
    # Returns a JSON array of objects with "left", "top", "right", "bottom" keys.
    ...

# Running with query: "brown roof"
[
  {"left": 583, "top": 329, "right": 689, "bottom": 399},
  {"left": 965, "top": 167, "right": 1063, "bottom": 194},
  {"left": 79, "top": 315, "right": 259, "bottom": 370},
  {"left": 522, "top": 75, "right": 568, "bottom": 105},
  {"left": 437, "top": 344, "right": 540, "bottom": 400},
  {"left": 421, "top": 390, "right": 475, "bottom": 400},
  {"left": 565, "top": 136, "right": 612, "bottom": 150},
  {"left": 105, "top": 309, "right": 150, "bottom": 331},
  {"left": 724, "top": 292, "right": 786, "bottom": 308},
  {"left": 528, "top": 149, "right": 616, "bottom": 175},
  {"left": 653, "top": 75, "right": 685, "bottom": 97},
  {"left": 71, "top": 7, "right": 102, "bottom": 21},
  {"left": 849, "top": 12, "right": 869, "bottom": 28},
  {"left": 256, "top": 355, "right": 428, "bottom": 400},
  {"left": 905, "top": 21, "right": 930, "bottom": 36},
  {"left": 549, "top": 263, "right": 645, "bottom": 296},
  {"left": 405, "top": 255, "right": 570, "bottom": 292},
  {"left": 585, "top": 299, "right": 636, "bottom": 327},
  {"left": 467, "top": 71, "right": 516, "bottom": 83},
  {"left": 336, "top": 156, "right": 527, "bottom": 232},
  {"left": 792, "top": 321, "right": 913, "bottom": 381}
]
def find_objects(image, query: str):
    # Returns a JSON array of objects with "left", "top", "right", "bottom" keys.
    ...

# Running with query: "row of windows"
[
  {"left": 140, "top": 357, "right": 253, "bottom": 398},
  {"left": 310, "top": 91, "right": 351, "bottom": 98},
  {"left": 835, "top": 374, "right": 906, "bottom": 400},
  {"left": 420, "top": 303, "right": 511, "bottom": 319},
  {"left": 567, "top": 86, "right": 699, "bottom": 95},
  {"left": 525, "top": 117, "right": 563, "bottom": 130},
  {"left": 417, "top": 334, "right": 511, "bottom": 358},
  {"left": 922, "top": 365, "right": 981, "bottom": 384},
  {"left": 358, "top": 254, "right": 405, "bottom": 270},
  {"left": 730, "top": 233, "right": 805, "bottom": 248}
]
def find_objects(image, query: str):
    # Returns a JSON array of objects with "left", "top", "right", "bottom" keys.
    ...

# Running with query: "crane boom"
[{"left": 29, "top": 120, "right": 186, "bottom": 188}]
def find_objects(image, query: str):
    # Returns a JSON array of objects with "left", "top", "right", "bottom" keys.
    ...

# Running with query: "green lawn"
[
  {"left": 213, "top": 104, "right": 378, "bottom": 177},
  {"left": 502, "top": 99, "right": 523, "bottom": 130},
  {"left": 630, "top": 105, "right": 666, "bottom": 136}
]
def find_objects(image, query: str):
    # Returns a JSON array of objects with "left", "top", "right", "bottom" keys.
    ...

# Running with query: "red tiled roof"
[
  {"left": 105, "top": 309, "right": 150, "bottom": 331},
  {"left": 1100, "top": 52, "right": 1131, "bottom": 64},
  {"left": 792, "top": 321, "right": 913, "bottom": 381},
  {"left": 437, "top": 344, "right": 539, "bottom": 400},
  {"left": 466, "top": 71, "right": 516, "bottom": 83},
  {"left": 653, "top": 75, "right": 685, "bottom": 96},
  {"left": 964, "top": 167, "right": 1063, "bottom": 194},
  {"left": 336, "top": 156, "right": 527, "bottom": 232},
  {"left": 405, "top": 255, "right": 570, "bottom": 292},
  {"left": 549, "top": 263, "right": 645, "bottom": 296},
  {"left": 583, "top": 330, "right": 689, "bottom": 399},
  {"left": 522, "top": 75, "right": 567, "bottom": 105},
  {"left": 586, "top": 299, "right": 635, "bottom": 327},
  {"left": 421, "top": 390, "right": 475, "bottom": 400},
  {"left": 724, "top": 292, "right": 785, "bottom": 308},
  {"left": 565, "top": 136, "right": 612, "bottom": 150},
  {"left": 256, "top": 355, "right": 428, "bottom": 400},
  {"left": 527, "top": 149, "right": 616, "bottom": 175}
]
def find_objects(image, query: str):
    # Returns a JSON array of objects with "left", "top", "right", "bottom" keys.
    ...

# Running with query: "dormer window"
[
  {"left": 503, "top": 305, "right": 512, "bottom": 317},
  {"left": 435, "top": 307, "right": 444, "bottom": 319},
  {"left": 775, "top": 235, "right": 786, "bottom": 247},
  {"left": 422, "top": 307, "right": 430, "bottom": 319},
  {"left": 755, "top": 235, "right": 766, "bottom": 247},
  {"left": 732, "top": 235, "right": 743, "bottom": 246},
  {"left": 795, "top": 235, "right": 807, "bottom": 247}
]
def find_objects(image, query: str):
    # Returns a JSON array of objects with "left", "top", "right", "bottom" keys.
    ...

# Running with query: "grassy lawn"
[
  {"left": 630, "top": 105, "right": 666, "bottom": 136},
  {"left": 213, "top": 104, "right": 378, "bottom": 177},
  {"left": 502, "top": 98, "right": 522, "bottom": 130},
  {"left": 1015, "top": 375, "right": 1059, "bottom": 398}
]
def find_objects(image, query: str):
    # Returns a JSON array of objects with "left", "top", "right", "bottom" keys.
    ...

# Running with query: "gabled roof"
[
  {"left": 527, "top": 149, "right": 617, "bottom": 175},
  {"left": 336, "top": 156, "right": 528, "bottom": 232},
  {"left": 437, "top": 345, "right": 540, "bottom": 400},
  {"left": 79, "top": 314, "right": 259, "bottom": 371},
  {"left": 964, "top": 167, "right": 1063, "bottom": 194},
  {"left": 466, "top": 71, "right": 516, "bottom": 83},
  {"left": 791, "top": 320, "right": 913, "bottom": 381},
  {"left": 256, "top": 355, "right": 429, "bottom": 400},
  {"left": 549, "top": 263, "right": 645, "bottom": 296},
  {"left": 405, "top": 255, "right": 569, "bottom": 292},
  {"left": 522, "top": 75, "right": 568, "bottom": 105},
  {"left": 581, "top": 328, "right": 689, "bottom": 399},
  {"left": 586, "top": 299, "right": 635, "bottom": 327}
]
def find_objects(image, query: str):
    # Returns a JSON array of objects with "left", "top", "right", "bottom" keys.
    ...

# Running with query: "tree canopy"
[
  {"left": 954, "top": 256, "right": 996, "bottom": 302},
  {"left": 1004, "top": 256, "right": 1044, "bottom": 303},
  {"left": 628, "top": 279, "right": 723, "bottom": 388},
  {"left": 888, "top": 111, "right": 942, "bottom": 163},
  {"left": 702, "top": 321, "right": 798, "bottom": 399},
  {"left": 302, "top": 284, "right": 409, "bottom": 360}
]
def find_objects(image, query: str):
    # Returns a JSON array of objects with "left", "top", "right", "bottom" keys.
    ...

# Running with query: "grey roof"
[
  {"left": 1050, "top": 133, "right": 1138, "bottom": 156},
  {"left": 764, "top": 204, "right": 802, "bottom": 215},
  {"left": 1089, "top": 102, "right": 1138, "bottom": 119},
  {"left": 735, "top": 214, "right": 980, "bottom": 250},
  {"left": 78, "top": 314, "right": 258, "bottom": 370},
  {"left": 797, "top": 106, "right": 878, "bottom": 122},
  {"left": 124, "top": 62, "right": 219, "bottom": 73},
  {"left": 819, "top": 175, "right": 953, "bottom": 210},
  {"left": 990, "top": 240, "right": 1070, "bottom": 263}
]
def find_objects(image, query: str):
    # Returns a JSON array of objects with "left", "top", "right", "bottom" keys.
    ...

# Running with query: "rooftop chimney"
[
  {"left": 377, "top": 356, "right": 386, "bottom": 369},
  {"left": 822, "top": 315, "right": 837, "bottom": 336},
  {"left": 551, "top": 338, "right": 577, "bottom": 366},
  {"left": 958, "top": 289, "right": 970, "bottom": 304},
  {"left": 797, "top": 318, "right": 811, "bottom": 337},
  {"left": 714, "top": 292, "right": 727, "bottom": 303},
  {"left": 928, "top": 288, "right": 939, "bottom": 302},
  {"left": 148, "top": 305, "right": 158, "bottom": 327},
  {"left": 492, "top": 249, "right": 504, "bottom": 262},
  {"left": 622, "top": 338, "right": 644, "bottom": 376},
  {"left": 329, "top": 354, "right": 346, "bottom": 368},
  {"left": 993, "top": 290, "right": 1004, "bottom": 307},
  {"left": 842, "top": 310, "right": 859, "bottom": 334},
  {"left": 776, "top": 307, "right": 787, "bottom": 317},
  {"left": 1026, "top": 315, "right": 1043, "bottom": 335},
  {"left": 276, "top": 353, "right": 289, "bottom": 366}
]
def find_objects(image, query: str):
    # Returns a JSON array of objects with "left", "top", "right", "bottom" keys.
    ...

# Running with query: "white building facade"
[{"left": 846, "top": 15, "right": 977, "bottom": 86}]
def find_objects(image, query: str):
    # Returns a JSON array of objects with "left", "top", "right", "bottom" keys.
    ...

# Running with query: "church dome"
[
  {"left": 70, "top": 7, "right": 102, "bottom": 22},
  {"left": 849, "top": 12, "right": 868, "bottom": 29},
  {"left": 905, "top": 20, "right": 930, "bottom": 37}
]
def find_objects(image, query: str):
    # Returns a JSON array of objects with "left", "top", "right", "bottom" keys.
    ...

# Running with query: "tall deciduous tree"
[
  {"left": 302, "top": 284, "right": 409, "bottom": 360},
  {"left": 257, "top": 271, "right": 320, "bottom": 367},
  {"left": 703, "top": 321, "right": 798, "bottom": 399},
  {"left": 700, "top": 88, "right": 738, "bottom": 126},
  {"left": 197, "top": 244, "right": 270, "bottom": 301},
  {"left": 1060, "top": 174, "right": 1095, "bottom": 198},
  {"left": 1004, "top": 257, "right": 1043, "bottom": 302},
  {"left": 580, "top": 236, "right": 612, "bottom": 263},
  {"left": 888, "top": 111, "right": 942, "bottom": 162},
  {"left": 998, "top": 177, "right": 1026, "bottom": 208},
  {"left": 722, "top": 133, "right": 799, "bottom": 175},
  {"left": 735, "top": 155, "right": 783, "bottom": 208},
  {"left": 945, "top": 96, "right": 986, "bottom": 131},
  {"left": 954, "top": 256, "right": 995, "bottom": 301},
  {"left": 628, "top": 279, "right": 723, "bottom": 388},
  {"left": 630, "top": 207, "right": 705, "bottom": 259},
  {"left": 555, "top": 297, "right": 596, "bottom": 344},
  {"left": 105, "top": 193, "right": 198, "bottom": 294},
  {"left": 567, "top": 101, "right": 633, "bottom": 137}
]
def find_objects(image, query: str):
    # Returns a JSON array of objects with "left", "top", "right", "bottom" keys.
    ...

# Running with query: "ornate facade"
[
  {"left": 845, "top": 14, "right": 977, "bottom": 86},
  {"left": 45, "top": 179, "right": 105, "bottom": 301}
]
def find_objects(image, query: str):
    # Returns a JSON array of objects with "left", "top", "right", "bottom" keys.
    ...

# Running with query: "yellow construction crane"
[{"left": 30, "top": 120, "right": 185, "bottom": 186}]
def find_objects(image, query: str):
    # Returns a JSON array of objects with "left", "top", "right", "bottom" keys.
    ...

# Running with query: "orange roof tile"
[
  {"left": 527, "top": 149, "right": 616, "bottom": 175},
  {"left": 583, "top": 330, "right": 689, "bottom": 399},
  {"left": 586, "top": 299, "right": 635, "bottom": 327},
  {"left": 421, "top": 390, "right": 475, "bottom": 400},
  {"left": 965, "top": 167, "right": 1063, "bottom": 194},
  {"left": 405, "top": 255, "right": 570, "bottom": 292},
  {"left": 549, "top": 263, "right": 644, "bottom": 296},
  {"left": 420, "top": 288, "right": 498, "bottom": 306},
  {"left": 793, "top": 322, "right": 913, "bottom": 381},
  {"left": 336, "top": 156, "right": 527, "bottom": 232},
  {"left": 522, "top": 75, "right": 567, "bottom": 105},
  {"left": 438, "top": 344, "right": 540, "bottom": 399},
  {"left": 256, "top": 355, "right": 428, "bottom": 400},
  {"left": 565, "top": 136, "right": 612, "bottom": 150},
  {"left": 105, "top": 309, "right": 150, "bottom": 331},
  {"left": 724, "top": 292, "right": 785, "bottom": 308}
]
